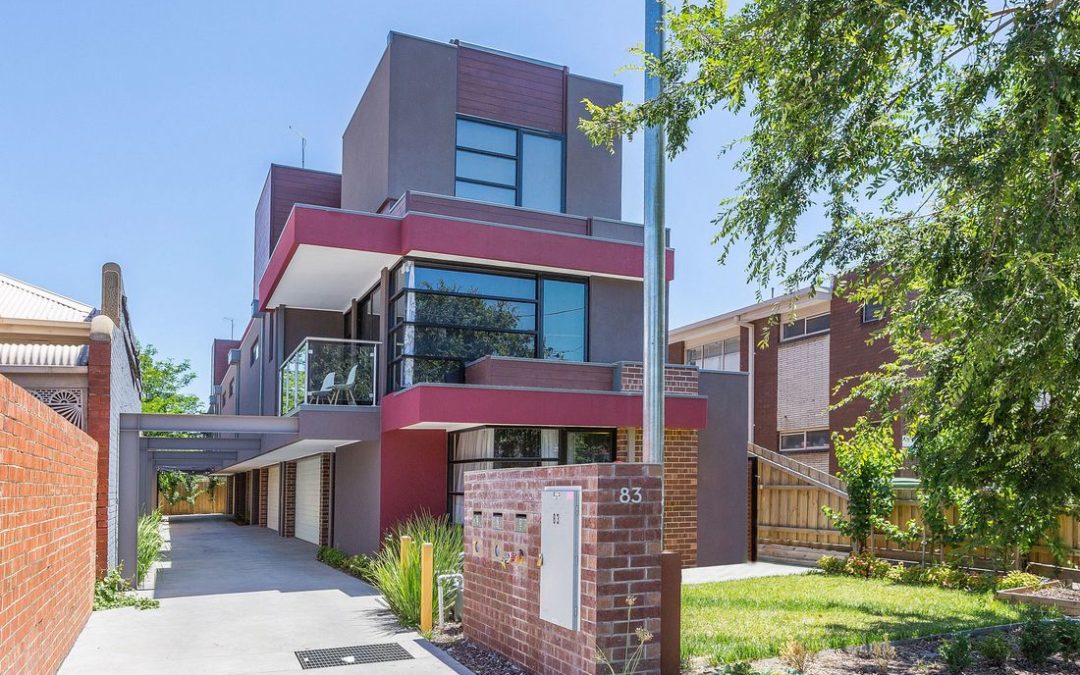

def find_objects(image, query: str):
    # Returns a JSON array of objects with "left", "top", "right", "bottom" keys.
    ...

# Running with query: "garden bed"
[
  {"left": 743, "top": 625, "right": 1080, "bottom": 674},
  {"left": 429, "top": 623, "right": 525, "bottom": 675},
  {"left": 998, "top": 582, "right": 1080, "bottom": 616}
]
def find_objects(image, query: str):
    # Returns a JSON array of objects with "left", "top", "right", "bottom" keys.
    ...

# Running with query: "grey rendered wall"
[
  {"left": 237, "top": 317, "right": 263, "bottom": 416},
  {"left": 333, "top": 440, "right": 382, "bottom": 555},
  {"left": 565, "top": 75, "right": 622, "bottom": 220},
  {"left": 387, "top": 35, "right": 456, "bottom": 206},
  {"left": 107, "top": 323, "right": 142, "bottom": 569},
  {"left": 588, "top": 277, "right": 643, "bottom": 363},
  {"left": 696, "top": 370, "right": 749, "bottom": 566},
  {"left": 342, "top": 48, "right": 391, "bottom": 212}
]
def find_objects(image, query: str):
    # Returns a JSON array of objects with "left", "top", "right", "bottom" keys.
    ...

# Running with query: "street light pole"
[{"left": 643, "top": 0, "right": 667, "bottom": 465}]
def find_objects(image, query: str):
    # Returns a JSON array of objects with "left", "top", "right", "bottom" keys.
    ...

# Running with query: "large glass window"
[
  {"left": 447, "top": 427, "right": 612, "bottom": 522},
  {"left": 685, "top": 336, "right": 740, "bottom": 372},
  {"left": 542, "top": 279, "right": 586, "bottom": 361},
  {"left": 388, "top": 261, "right": 587, "bottom": 391},
  {"left": 455, "top": 117, "right": 565, "bottom": 212}
]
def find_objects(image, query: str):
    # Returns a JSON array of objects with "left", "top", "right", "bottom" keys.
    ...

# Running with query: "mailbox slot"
[{"left": 539, "top": 485, "right": 581, "bottom": 630}]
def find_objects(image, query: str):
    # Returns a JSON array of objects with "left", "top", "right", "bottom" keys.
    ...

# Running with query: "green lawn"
[{"left": 682, "top": 573, "right": 1037, "bottom": 664}]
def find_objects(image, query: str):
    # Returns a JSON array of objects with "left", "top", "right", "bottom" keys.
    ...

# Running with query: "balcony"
[{"left": 280, "top": 338, "right": 378, "bottom": 416}]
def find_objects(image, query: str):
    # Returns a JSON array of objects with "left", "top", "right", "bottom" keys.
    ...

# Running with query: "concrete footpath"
[{"left": 61, "top": 516, "right": 464, "bottom": 674}]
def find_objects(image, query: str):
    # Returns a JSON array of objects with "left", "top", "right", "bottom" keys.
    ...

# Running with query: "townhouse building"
[
  {"left": 208, "top": 33, "right": 749, "bottom": 567},
  {"left": 0, "top": 264, "right": 142, "bottom": 573},
  {"left": 669, "top": 286, "right": 892, "bottom": 475}
]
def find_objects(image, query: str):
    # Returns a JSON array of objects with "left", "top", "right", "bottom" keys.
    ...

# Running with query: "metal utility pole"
[{"left": 643, "top": 0, "right": 667, "bottom": 465}]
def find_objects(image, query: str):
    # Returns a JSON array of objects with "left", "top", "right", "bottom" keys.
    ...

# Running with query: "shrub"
[
  {"left": 344, "top": 554, "right": 375, "bottom": 583},
  {"left": 817, "top": 555, "right": 846, "bottom": 575},
  {"left": 94, "top": 565, "right": 159, "bottom": 611},
  {"left": 778, "top": 640, "right": 814, "bottom": 673},
  {"left": 136, "top": 510, "right": 163, "bottom": 585},
  {"left": 996, "top": 571, "right": 1042, "bottom": 591},
  {"left": 964, "top": 574, "right": 998, "bottom": 594},
  {"left": 317, "top": 546, "right": 347, "bottom": 568},
  {"left": 939, "top": 635, "right": 972, "bottom": 674},
  {"left": 367, "top": 512, "right": 463, "bottom": 629},
  {"left": 925, "top": 564, "right": 969, "bottom": 590},
  {"left": 1055, "top": 619, "right": 1080, "bottom": 657},
  {"left": 868, "top": 637, "right": 897, "bottom": 672},
  {"left": 844, "top": 552, "right": 891, "bottom": 579},
  {"left": 1018, "top": 619, "right": 1060, "bottom": 663},
  {"left": 974, "top": 633, "right": 1010, "bottom": 667},
  {"left": 721, "top": 663, "right": 761, "bottom": 675},
  {"left": 886, "top": 562, "right": 929, "bottom": 585}
]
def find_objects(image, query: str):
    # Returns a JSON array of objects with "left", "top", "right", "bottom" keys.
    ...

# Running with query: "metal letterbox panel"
[{"left": 539, "top": 486, "right": 580, "bottom": 630}]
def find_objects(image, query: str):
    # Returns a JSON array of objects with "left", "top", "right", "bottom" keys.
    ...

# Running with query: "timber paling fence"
[
  {"left": 157, "top": 477, "right": 227, "bottom": 516},
  {"left": 749, "top": 443, "right": 1080, "bottom": 570}
]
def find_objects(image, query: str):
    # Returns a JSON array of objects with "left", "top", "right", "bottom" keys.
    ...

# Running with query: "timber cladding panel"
[
  {"left": 463, "top": 463, "right": 663, "bottom": 675},
  {"left": 456, "top": 46, "right": 566, "bottom": 133},
  {"left": 0, "top": 375, "right": 97, "bottom": 675}
]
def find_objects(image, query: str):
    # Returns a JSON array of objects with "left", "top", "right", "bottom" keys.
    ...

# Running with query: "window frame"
[
  {"left": 780, "top": 312, "right": 831, "bottom": 341},
  {"left": 454, "top": 115, "right": 566, "bottom": 213},
  {"left": 446, "top": 426, "right": 615, "bottom": 519},
  {"left": 779, "top": 429, "right": 831, "bottom": 452},
  {"left": 387, "top": 258, "right": 589, "bottom": 391},
  {"left": 684, "top": 335, "right": 741, "bottom": 372},
  {"left": 862, "top": 301, "right": 885, "bottom": 323},
  {"left": 250, "top": 337, "right": 259, "bottom": 367}
]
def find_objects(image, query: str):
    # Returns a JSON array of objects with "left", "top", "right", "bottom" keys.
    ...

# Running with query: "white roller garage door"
[
  {"left": 267, "top": 465, "right": 281, "bottom": 532},
  {"left": 295, "top": 456, "right": 322, "bottom": 544}
]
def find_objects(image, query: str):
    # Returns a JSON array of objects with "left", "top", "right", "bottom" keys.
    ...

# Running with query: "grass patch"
[
  {"left": 136, "top": 510, "right": 164, "bottom": 584},
  {"left": 682, "top": 573, "right": 1040, "bottom": 664}
]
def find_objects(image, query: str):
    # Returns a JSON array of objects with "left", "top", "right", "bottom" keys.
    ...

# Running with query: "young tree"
[
  {"left": 583, "top": 1, "right": 1080, "bottom": 560},
  {"left": 139, "top": 344, "right": 201, "bottom": 415}
]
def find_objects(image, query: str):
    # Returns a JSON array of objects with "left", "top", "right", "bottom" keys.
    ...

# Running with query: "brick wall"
[
  {"left": 752, "top": 318, "right": 779, "bottom": 450},
  {"left": 283, "top": 462, "right": 297, "bottom": 538},
  {"left": 0, "top": 375, "right": 97, "bottom": 675},
  {"left": 615, "top": 429, "right": 697, "bottom": 566},
  {"left": 258, "top": 468, "right": 268, "bottom": 527},
  {"left": 464, "top": 463, "right": 663, "bottom": 675},
  {"left": 86, "top": 338, "right": 111, "bottom": 574},
  {"left": 319, "top": 454, "right": 333, "bottom": 547},
  {"left": 615, "top": 364, "right": 699, "bottom": 566}
]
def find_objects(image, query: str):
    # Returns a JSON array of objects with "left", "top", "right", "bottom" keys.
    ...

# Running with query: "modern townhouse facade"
[
  {"left": 208, "top": 32, "right": 749, "bottom": 567},
  {"left": 0, "top": 264, "right": 142, "bottom": 573},
  {"left": 669, "top": 286, "right": 892, "bottom": 475}
]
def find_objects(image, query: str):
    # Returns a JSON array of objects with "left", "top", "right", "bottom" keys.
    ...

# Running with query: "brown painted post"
[{"left": 660, "top": 550, "right": 682, "bottom": 675}]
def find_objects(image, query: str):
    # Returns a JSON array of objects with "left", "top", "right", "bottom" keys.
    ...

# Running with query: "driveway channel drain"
[{"left": 295, "top": 643, "right": 414, "bottom": 669}]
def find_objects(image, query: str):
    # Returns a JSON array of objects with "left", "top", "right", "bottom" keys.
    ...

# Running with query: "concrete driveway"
[{"left": 61, "top": 516, "right": 465, "bottom": 674}]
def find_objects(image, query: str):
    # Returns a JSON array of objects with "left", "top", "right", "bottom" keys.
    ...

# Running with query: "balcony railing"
[{"left": 280, "top": 338, "right": 378, "bottom": 416}]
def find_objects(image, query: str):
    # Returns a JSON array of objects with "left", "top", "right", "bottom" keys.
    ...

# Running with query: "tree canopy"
[
  {"left": 138, "top": 344, "right": 202, "bottom": 415},
  {"left": 583, "top": 0, "right": 1080, "bottom": 562}
]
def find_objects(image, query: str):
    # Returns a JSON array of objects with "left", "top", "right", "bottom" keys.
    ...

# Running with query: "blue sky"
[{"left": 0, "top": 1, "right": 788, "bottom": 400}]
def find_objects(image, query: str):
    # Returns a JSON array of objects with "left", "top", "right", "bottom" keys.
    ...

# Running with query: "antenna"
[
  {"left": 289, "top": 126, "right": 307, "bottom": 168},
  {"left": 223, "top": 317, "right": 235, "bottom": 340}
]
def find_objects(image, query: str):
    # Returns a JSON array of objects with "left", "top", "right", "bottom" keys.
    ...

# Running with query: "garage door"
[
  {"left": 267, "top": 465, "right": 281, "bottom": 532},
  {"left": 295, "top": 456, "right": 322, "bottom": 544}
]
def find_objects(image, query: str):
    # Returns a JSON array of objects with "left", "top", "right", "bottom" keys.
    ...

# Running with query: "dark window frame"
[
  {"left": 445, "top": 426, "right": 616, "bottom": 513},
  {"left": 387, "top": 258, "right": 589, "bottom": 391},
  {"left": 862, "top": 301, "right": 885, "bottom": 323},
  {"left": 454, "top": 115, "right": 567, "bottom": 213},
  {"left": 250, "top": 337, "right": 259, "bottom": 367},
  {"left": 780, "top": 312, "right": 831, "bottom": 341}
]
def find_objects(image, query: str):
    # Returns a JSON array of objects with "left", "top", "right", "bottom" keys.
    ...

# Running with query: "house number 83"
[{"left": 619, "top": 487, "right": 642, "bottom": 504}]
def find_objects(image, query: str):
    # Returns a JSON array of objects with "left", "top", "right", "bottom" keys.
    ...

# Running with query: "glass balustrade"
[{"left": 280, "top": 338, "right": 378, "bottom": 416}]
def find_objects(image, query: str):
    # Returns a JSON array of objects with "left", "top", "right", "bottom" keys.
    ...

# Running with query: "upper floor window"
[
  {"left": 686, "top": 336, "right": 740, "bottom": 372},
  {"left": 455, "top": 117, "right": 564, "bottom": 212},
  {"left": 388, "top": 260, "right": 586, "bottom": 391},
  {"left": 862, "top": 300, "right": 885, "bottom": 323},
  {"left": 250, "top": 338, "right": 259, "bottom": 366},
  {"left": 780, "top": 429, "right": 830, "bottom": 451},
  {"left": 781, "top": 313, "right": 830, "bottom": 341}
]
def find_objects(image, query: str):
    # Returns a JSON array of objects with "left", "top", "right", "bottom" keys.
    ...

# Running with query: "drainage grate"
[{"left": 295, "top": 643, "right": 414, "bottom": 669}]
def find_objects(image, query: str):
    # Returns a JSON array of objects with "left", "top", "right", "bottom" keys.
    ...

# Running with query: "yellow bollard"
[
  {"left": 420, "top": 542, "right": 434, "bottom": 633},
  {"left": 400, "top": 535, "right": 412, "bottom": 569}
]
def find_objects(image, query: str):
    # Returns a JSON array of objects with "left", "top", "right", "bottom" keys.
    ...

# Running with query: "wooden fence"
[
  {"left": 749, "top": 443, "right": 1080, "bottom": 569},
  {"left": 157, "top": 476, "right": 228, "bottom": 516}
]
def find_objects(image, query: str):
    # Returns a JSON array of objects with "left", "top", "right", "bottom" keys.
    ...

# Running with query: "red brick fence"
[{"left": 0, "top": 374, "right": 98, "bottom": 674}]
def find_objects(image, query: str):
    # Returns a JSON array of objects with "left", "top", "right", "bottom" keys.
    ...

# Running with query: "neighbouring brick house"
[
  {"left": 206, "top": 32, "right": 749, "bottom": 568},
  {"left": 669, "top": 286, "right": 893, "bottom": 475},
  {"left": 0, "top": 264, "right": 142, "bottom": 573}
]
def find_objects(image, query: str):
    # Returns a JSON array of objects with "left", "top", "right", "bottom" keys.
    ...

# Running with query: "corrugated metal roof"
[
  {"left": 0, "top": 343, "right": 89, "bottom": 367},
  {"left": 0, "top": 273, "right": 95, "bottom": 322}
]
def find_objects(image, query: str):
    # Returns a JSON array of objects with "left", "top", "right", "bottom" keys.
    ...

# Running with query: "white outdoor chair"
[
  {"left": 307, "top": 371, "right": 336, "bottom": 404},
  {"left": 331, "top": 364, "right": 359, "bottom": 405}
]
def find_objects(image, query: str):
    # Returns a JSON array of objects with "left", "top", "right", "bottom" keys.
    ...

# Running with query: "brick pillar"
[
  {"left": 319, "top": 453, "right": 333, "bottom": 547},
  {"left": 86, "top": 335, "right": 112, "bottom": 575},
  {"left": 752, "top": 318, "right": 778, "bottom": 450},
  {"left": 258, "top": 468, "right": 268, "bottom": 527},
  {"left": 283, "top": 462, "right": 297, "bottom": 538}
]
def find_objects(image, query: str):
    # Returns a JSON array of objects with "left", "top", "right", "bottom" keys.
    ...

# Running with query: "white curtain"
[
  {"left": 452, "top": 428, "right": 495, "bottom": 495},
  {"left": 540, "top": 429, "right": 560, "bottom": 461}
]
